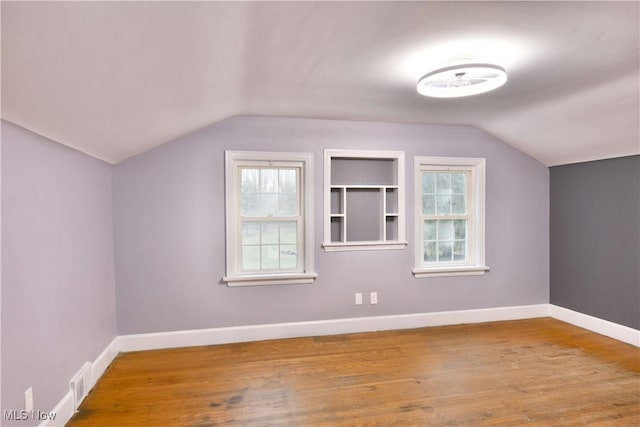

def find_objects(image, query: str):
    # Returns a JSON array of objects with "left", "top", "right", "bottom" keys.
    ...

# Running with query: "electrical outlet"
[
  {"left": 355, "top": 292, "right": 363, "bottom": 305},
  {"left": 370, "top": 292, "right": 378, "bottom": 305},
  {"left": 25, "top": 387, "right": 33, "bottom": 412}
]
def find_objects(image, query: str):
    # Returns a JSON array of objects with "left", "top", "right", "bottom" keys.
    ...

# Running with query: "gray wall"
[
  {"left": 114, "top": 116, "right": 549, "bottom": 334},
  {"left": 550, "top": 155, "right": 640, "bottom": 329},
  {"left": 1, "top": 121, "right": 117, "bottom": 425}
]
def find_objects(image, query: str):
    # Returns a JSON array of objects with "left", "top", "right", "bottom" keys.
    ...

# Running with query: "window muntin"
[
  {"left": 224, "top": 152, "right": 316, "bottom": 287},
  {"left": 413, "top": 157, "right": 488, "bottom": 278}
]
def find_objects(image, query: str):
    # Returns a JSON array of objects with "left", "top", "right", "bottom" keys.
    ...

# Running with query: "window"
[
  {"left": 223, "top": 151, "right": 316, "bottom": 286},
  {"left": 413, "top": 156, "right": 489, "bottom": 278},
  {"left": 323, "top": 149, "right": 406, "bottom": 251}
]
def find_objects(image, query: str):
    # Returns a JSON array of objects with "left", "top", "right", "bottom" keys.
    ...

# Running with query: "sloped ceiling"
[{"left": 2, "top": 1, "right": 638, "bottom": 165}]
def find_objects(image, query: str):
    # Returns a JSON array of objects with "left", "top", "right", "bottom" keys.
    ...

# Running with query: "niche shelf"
[{"left": 323, "top": 149, "right": 406, "bottom": 251}]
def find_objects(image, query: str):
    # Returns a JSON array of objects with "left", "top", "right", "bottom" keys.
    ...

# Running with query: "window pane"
[
  {"left": 241, "top": 193, "right": 260, "bottom": 216},
  {"left": 277, "top": 194, "right": 297, "bottom": 216},
  {"left": 241, "top": 168, "right": 299, "bottom": 217},
  {"left": 242, "top": 222, "right": 261, "bottom": 245},
  {"left": 424, "top": 242, "right": 437, "bottom": 262},
  {"left": 436, "top": 173, "right": 451, "bottom": 194},
  {"left": 261, "top": 222, "right": 279, "bottom": 244},
  {"left": 454, "top": 241, "right": 466, "bottom": 261},
  {"left": 261, "top": 245, "right": 279, "bottom": 269},
  {"left": 454, "top": 220, "right": 466, "bottom": 240},
  {"left": 242, "top": 246, "right": 260, "bottom": 270},
  {"left": 422, "top": 194, "right": 435, "bottom": 215},
  {"left": 260, "top": 169, "right": 278, "bottom": 193},
  {"left": 241, "top": 169, "right": 259, "bottom": 193},
  {"left": 279, "top": 169, "right": 297, "bottom": 194},
  {"left": 424, "top": 220, "right": 436, "bottom": 241},
  {"left": 258, "top": 194, "right": 277, "bottom": 216},
  {"left": 451, "top": 173, "right": 466, "bottom": 194},
  {"left": 437, "top": 220, "right": 453, "bottom": 241},
  {"left": 242, "top": 222, "right": 299, "bottom": 272},
  {"left": 279, "top": 222, "right": 297, "bottom": 244},
  {"left": 452, "top": 195, "right": 466, "bottom": 214},
  {"left": 422, "top": 172, "right": 435, "bottom": 193},
  {"left": 280, "top": 245, "right": 297, "bottom": 269},
  {"left": 436, "top": 195, "right": 451, "bottom": 215},
  {"left": 422, "top": 219, "right": 468, "bottom": 264},
  {"left": 438, "top": 241, "right": 453, "bottom": 261}
]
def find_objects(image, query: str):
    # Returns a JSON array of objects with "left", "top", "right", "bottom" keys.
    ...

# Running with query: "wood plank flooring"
[{"left": 67, "top": 318, "right": 639, "bottom": 426}]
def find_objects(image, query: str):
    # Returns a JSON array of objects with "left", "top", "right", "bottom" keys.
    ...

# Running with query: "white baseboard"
[
  {"left": 39, "top": 337, "right": 119, "bottom": 427},
  {"left": 549, "top": 304, "right": 640, "bottom": 347},
  {"left": 38, "top": 391, "right": 73, "bottom": 427},
  {"left": 89, "top": 337, "right": 120, "bottom": 390},
  {"left": 116, "top": 304, "right": 549, "bottom": 353},
  {"left": 44, "top": 302, "right": 640, "bottom": 426}
]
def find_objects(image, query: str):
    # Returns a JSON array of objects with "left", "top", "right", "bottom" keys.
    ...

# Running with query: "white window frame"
[
  {"left": 223, "top": 151, "right": 317, "bottom": 287},
  {"left": 413, "top": 156, "right": 489, "bottom": 278},
  {"left": 322, "top": 149, "right": 407, "bottom": 252}
]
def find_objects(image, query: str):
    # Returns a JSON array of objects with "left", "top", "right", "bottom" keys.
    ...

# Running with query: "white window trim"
[
  {"left": 223, "top": 151, "right": 317, "bottom": 287},
  {"left": 413, "top": 156, "right": 489, "bottom": 278},
  {"left": 322, "top": 149, "right": 407, "bottom": 251}
]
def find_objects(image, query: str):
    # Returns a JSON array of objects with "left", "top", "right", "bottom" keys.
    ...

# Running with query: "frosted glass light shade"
[{"left": 417, "top": 63, "right": 507, "bottom": 98}]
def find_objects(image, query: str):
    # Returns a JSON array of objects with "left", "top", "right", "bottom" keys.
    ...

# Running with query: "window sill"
[
  {"left": 223, "top": 272, "right": 318, "bottom": 287},
  {"left": 412, "top": 265, "right": 490, "bottom": 278},
  {"left": 323, "top": 241, "right": 408, "bottom": 252}
]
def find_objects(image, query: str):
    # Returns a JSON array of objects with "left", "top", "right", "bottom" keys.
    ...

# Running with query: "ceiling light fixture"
[{"left": 417, "top": 63, "right": 507, "bottom": 98}]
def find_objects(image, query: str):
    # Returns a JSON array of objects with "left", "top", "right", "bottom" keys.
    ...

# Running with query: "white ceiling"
[{"left": 2, "top": 1, "right": 638, "bottom": 166}]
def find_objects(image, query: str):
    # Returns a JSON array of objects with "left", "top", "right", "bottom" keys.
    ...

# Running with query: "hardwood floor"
[{"left": 67, "top": 318, "right": 639, "bottom": 426}]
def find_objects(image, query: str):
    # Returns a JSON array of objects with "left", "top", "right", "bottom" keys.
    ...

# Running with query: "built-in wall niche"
[{"left": 323, "top": 149, "right": 406, "bottom": 251}]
